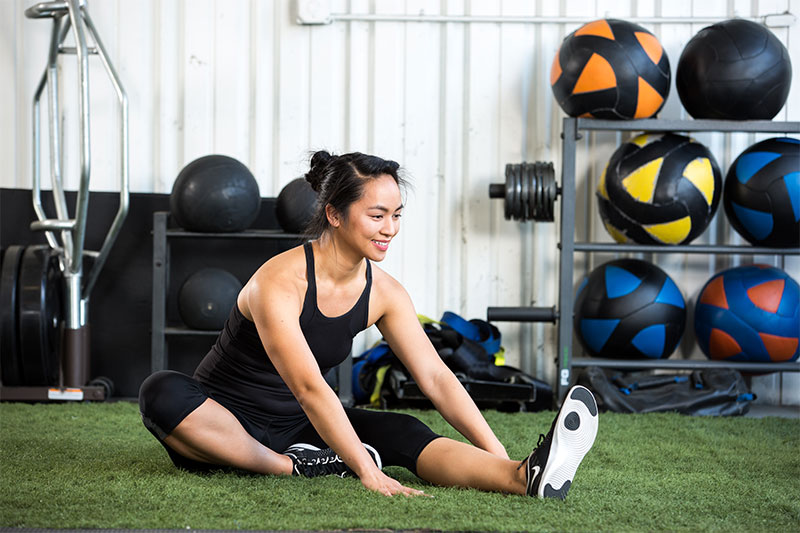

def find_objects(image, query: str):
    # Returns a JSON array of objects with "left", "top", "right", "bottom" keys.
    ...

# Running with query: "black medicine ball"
[
  {"left": 276, "top": 178, "right": 318, "bottom": 234},
  {"left": 178, "top": 268, "right": 242, "bottom": 331},
  {"left": 676, "top": 19, "right": 792, "bottom": 120},
  {"left": 170, "top": 155, "right": 260, "bottom": 232}
]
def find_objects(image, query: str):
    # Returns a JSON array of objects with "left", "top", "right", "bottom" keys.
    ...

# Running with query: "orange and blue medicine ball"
[
  {"left": 723, "top": 137, "right": 800, "bottom": 247},
  {"left": 574, "top": 259, "right": 686, "bottom": 359},
  {"left": 694, "top": 265, "right": 800, "bottom": 363},
  {"left": 550, "top": 18, "right": 670, "bottom": 119},
  {"left": 597, "top": 133, "right": 722, "bottom": 245}
]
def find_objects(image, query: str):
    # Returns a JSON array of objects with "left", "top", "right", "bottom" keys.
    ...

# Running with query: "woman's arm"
[
  {"left": 375, "top": 277, "right": 508, "bottom": 459},
  {"left": 244, "top": 273, "right": 424, "bottom": 496}
]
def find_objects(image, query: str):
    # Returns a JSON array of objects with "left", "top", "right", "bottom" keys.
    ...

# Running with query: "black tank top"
[{"left": 193, "top": 242, "right": 372, "bottom": 418}]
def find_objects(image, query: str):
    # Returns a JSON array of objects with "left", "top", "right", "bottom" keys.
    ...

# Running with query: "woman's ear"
[{"left": 325, "top": 204, "right": 341, "bottom": 228}]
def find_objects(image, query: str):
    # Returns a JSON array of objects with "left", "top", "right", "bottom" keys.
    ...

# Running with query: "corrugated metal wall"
[{"left": 3, "top": 0, "right": 798, "bottom": 403}]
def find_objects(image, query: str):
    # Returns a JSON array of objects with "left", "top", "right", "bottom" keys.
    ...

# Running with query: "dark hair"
[{"left": 303, "top": 151, "right": 405, "bottom": 238}]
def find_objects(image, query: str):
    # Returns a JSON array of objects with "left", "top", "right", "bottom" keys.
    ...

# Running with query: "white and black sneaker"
[
  {"left": 283, "top": 443, "right": 382, "bottom": 478},
  {"left": 519, "top": 385, "right": 599, "bottom": 499}
]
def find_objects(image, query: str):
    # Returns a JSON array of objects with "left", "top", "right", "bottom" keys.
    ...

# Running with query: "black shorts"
[{"left": 138, "top": 370, "right": 441, "bottom": 475}]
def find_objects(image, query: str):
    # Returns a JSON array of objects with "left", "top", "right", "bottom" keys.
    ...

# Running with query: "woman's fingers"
[{"left": 363, "top": 472, "right": 431, "bottom": 497}]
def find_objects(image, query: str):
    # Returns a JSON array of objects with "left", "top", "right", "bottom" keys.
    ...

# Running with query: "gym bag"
[
  {"left": 577, "top": 366, "right": 756, "bottom": 416},
  {"left": 352, "top": 312, "right": 553, "bottom": 411}
]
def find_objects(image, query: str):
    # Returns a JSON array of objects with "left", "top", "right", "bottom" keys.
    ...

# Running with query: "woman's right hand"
[{"left": 359, "top": 469, "right": 429, "bottom": 497}]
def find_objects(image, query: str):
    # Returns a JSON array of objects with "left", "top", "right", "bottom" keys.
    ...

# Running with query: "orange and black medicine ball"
[{"left": 551, "top": 19, "right": 671, "bottom": 120}]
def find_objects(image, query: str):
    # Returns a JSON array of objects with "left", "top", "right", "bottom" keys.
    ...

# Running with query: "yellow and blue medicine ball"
[{"left": 597, "top": 133, "right": 722, "bottom": 245}]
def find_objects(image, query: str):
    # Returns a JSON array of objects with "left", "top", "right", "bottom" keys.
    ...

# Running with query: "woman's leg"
[
  {"left": 341, "top": 407, "right": 524, "bottom": 492},
  {"left": 345, "top": 385, "right": 598, "bottom": 498},
  {"left": 164, "top": 397, "right": 293, "bottom": 475},
  {"left": 416, "top": 438, "right": 527, "bottom": 494},
  {"left": 420, "top": 385, "right": 599, "bottom": 499},
  {"left": 139, "top": 370, "right": 291, "bottom": 474}
]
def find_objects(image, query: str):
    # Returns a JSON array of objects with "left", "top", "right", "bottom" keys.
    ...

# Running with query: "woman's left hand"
[{"left": 360, "top": 469, "right": 430, "bottom": 497}]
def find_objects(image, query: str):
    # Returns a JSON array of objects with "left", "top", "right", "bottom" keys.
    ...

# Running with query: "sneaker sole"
[{"left": 538, "top": 385, "right": 598, "bottom": 499}]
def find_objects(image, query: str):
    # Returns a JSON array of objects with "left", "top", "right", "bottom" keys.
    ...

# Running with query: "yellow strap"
[
  {"left": 370, "top": 365, "right": 391, "bottom": 406},
  {"left": 494, "top": 347, "right": 506, "bottom": 366},
  {"left": 417, "top": 313, "right": 443, "bottom": 325}
]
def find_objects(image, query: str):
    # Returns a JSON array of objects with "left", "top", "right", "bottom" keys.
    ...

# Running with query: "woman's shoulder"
[
  {"left": 369, "top": 263, "right": 409, "bottom": 301},
  {"left": 239, "top": 244, "right": 308, "bottom": 318},
  {"left": 260, "top": 243, "right": 307, "bottom": 279}
]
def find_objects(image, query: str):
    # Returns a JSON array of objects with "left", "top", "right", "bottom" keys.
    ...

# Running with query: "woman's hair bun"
[{"left": 305, "top": 150, "right": 333, "bottom": 192}]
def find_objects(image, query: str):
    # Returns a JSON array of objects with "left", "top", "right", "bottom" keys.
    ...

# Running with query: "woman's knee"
[{"left": 139, "top": 371, "right": 209, "bottom": 440}]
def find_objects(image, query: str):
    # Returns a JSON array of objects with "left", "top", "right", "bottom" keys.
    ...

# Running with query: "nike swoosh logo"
[{"left": 530, "top": 465, "right": 541, "bottom": 486}]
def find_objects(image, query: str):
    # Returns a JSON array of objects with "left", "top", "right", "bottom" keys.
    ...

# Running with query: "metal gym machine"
[{"left": 0, "top": 0, "right": 128, "bottom": 401}]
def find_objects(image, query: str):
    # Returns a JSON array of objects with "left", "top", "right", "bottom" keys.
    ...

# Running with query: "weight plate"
[
  {"left": 1, "top": 245, "right": 26, "bottom": 386},
  {"left": 522, "top": 163, "right": 531, "bottom": 221},
  {"left": 535, "top": 163, "right": 544, "bottom": 220},
  {"left": 511, "top": 164, "right": 521, "bottom": 220},
  {"left": 520, "top": 162, "right": 530, "bottom": 221},
  {"left": 507, "top": 164, "right": 516, "bottom": 220},
  {"left": 540, "top": 163, "right": 553, "bottom": 222},
  {"left": 18, "top": 245, "right": 63, "bottom": 386},
  {"left": 503, "top": 164, "right": 513, "bottom": 219},
  {"left": 543, "top": 162, "right": 556, "bottom": 222},
  {"left": 525, "top": 163, "right": 536, "bottom": 220}
]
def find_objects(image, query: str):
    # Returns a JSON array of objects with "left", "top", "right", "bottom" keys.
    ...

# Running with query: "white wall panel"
[{"left": 3, "top": 0, "right": 799, "bottom": 403}]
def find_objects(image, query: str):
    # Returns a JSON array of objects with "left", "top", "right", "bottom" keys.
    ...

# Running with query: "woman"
[{"left": 139, "top": 151, "right": 598, "bottom": 499}]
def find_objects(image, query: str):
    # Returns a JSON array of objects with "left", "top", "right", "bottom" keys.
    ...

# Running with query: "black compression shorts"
[{"left": 138, "top": 370, "right": 441, "bottom": 475}]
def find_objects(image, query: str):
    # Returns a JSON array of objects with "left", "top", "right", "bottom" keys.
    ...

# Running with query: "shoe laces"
[{"left": 517, "top": 433, "right": 547, "bottom": 471}]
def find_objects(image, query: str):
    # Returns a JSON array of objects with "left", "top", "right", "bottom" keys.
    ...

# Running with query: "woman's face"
[{"left": 337, "top": 174, "right": 403, "bottom": 262}]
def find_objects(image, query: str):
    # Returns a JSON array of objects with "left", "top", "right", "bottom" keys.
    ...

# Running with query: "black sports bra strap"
[{"left": 302, "top": 242, "right": 317, "bottom": 311}]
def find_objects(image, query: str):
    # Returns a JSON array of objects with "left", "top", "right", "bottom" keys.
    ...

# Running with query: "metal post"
[
  {"left": 338, "top": 354, "right": 353, "bottom": 407},
  {"left": 557, "top": 118, "right": 579, "bottom": 401},
  {"left": 151, "top": 212, "right": 169, "bottom": 373}
]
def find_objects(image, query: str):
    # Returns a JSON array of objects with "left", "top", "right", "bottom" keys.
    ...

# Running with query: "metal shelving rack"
[
  {"left": 150, "top": 211, "right": 301, "bottom": 372},
  {"left": 149, "top": 211, "right": 358, "bottom": 406},
  {"left": 555, "top": 117, "right": 800, "bottom": 400}
]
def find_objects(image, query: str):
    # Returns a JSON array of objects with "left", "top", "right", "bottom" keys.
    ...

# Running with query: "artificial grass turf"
[{"left": 0, "top": 402, "right": 798, "bottom": 532}]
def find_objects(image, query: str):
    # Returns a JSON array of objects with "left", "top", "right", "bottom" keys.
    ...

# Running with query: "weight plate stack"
[
  {"left": 493, "top": 162, "right": 557, "bottom": 222},
  {"left": 18, "top": 245, "right": 63, "bottom": 386},
  {"left": 1, "top": 245, "right": 26, "bottom": 386}
]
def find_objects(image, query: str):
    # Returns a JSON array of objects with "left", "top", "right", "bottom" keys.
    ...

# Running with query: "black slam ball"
[
  {"left": 178, "top": 268, "right": 243, "bottom": 330},
  {"left": 676, "top": 19, "right": 792, "bottom": 120},
  {"left": 276, "top": 178, "right": 318, "bottom": 234},
  {"left": 170, "top": 155, "right": 261, "bottom": 232}
]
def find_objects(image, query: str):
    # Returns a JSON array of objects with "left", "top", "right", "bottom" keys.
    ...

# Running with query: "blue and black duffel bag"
[{"left": 352, "top": 312, "right": 553, "bottom": 411}]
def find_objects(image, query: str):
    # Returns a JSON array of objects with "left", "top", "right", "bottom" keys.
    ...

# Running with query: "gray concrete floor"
[{"left": 745, "top": 404, "right": 800, "bottom": 419}]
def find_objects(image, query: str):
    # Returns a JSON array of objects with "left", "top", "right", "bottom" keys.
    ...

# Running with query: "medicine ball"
[
  {"left": 694, "top": 265, "right": 799, "bottom": 362},
  {"left": 178, "top": 268, "right": 242, "bottom": 330},
  {"left": 550, "top": 18, "right": 670, "bottom": 119},
  {"left": 276, "top": 178, "right": 318, "bottom": 234},
  {"left": 723, "top": 137, "right": 800, "bottom": 247},
  {"left": 574, "top": 259, "right": 686, "bottom": 359},
  {"left": 597, "top": 132, "right": 722, "bottom": 245},
  {"left": 676, "top": 19, "right": 792, "bottom": 120},
  {"left": 170, "top": 155, "right": 260, "bottom": 232}
]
